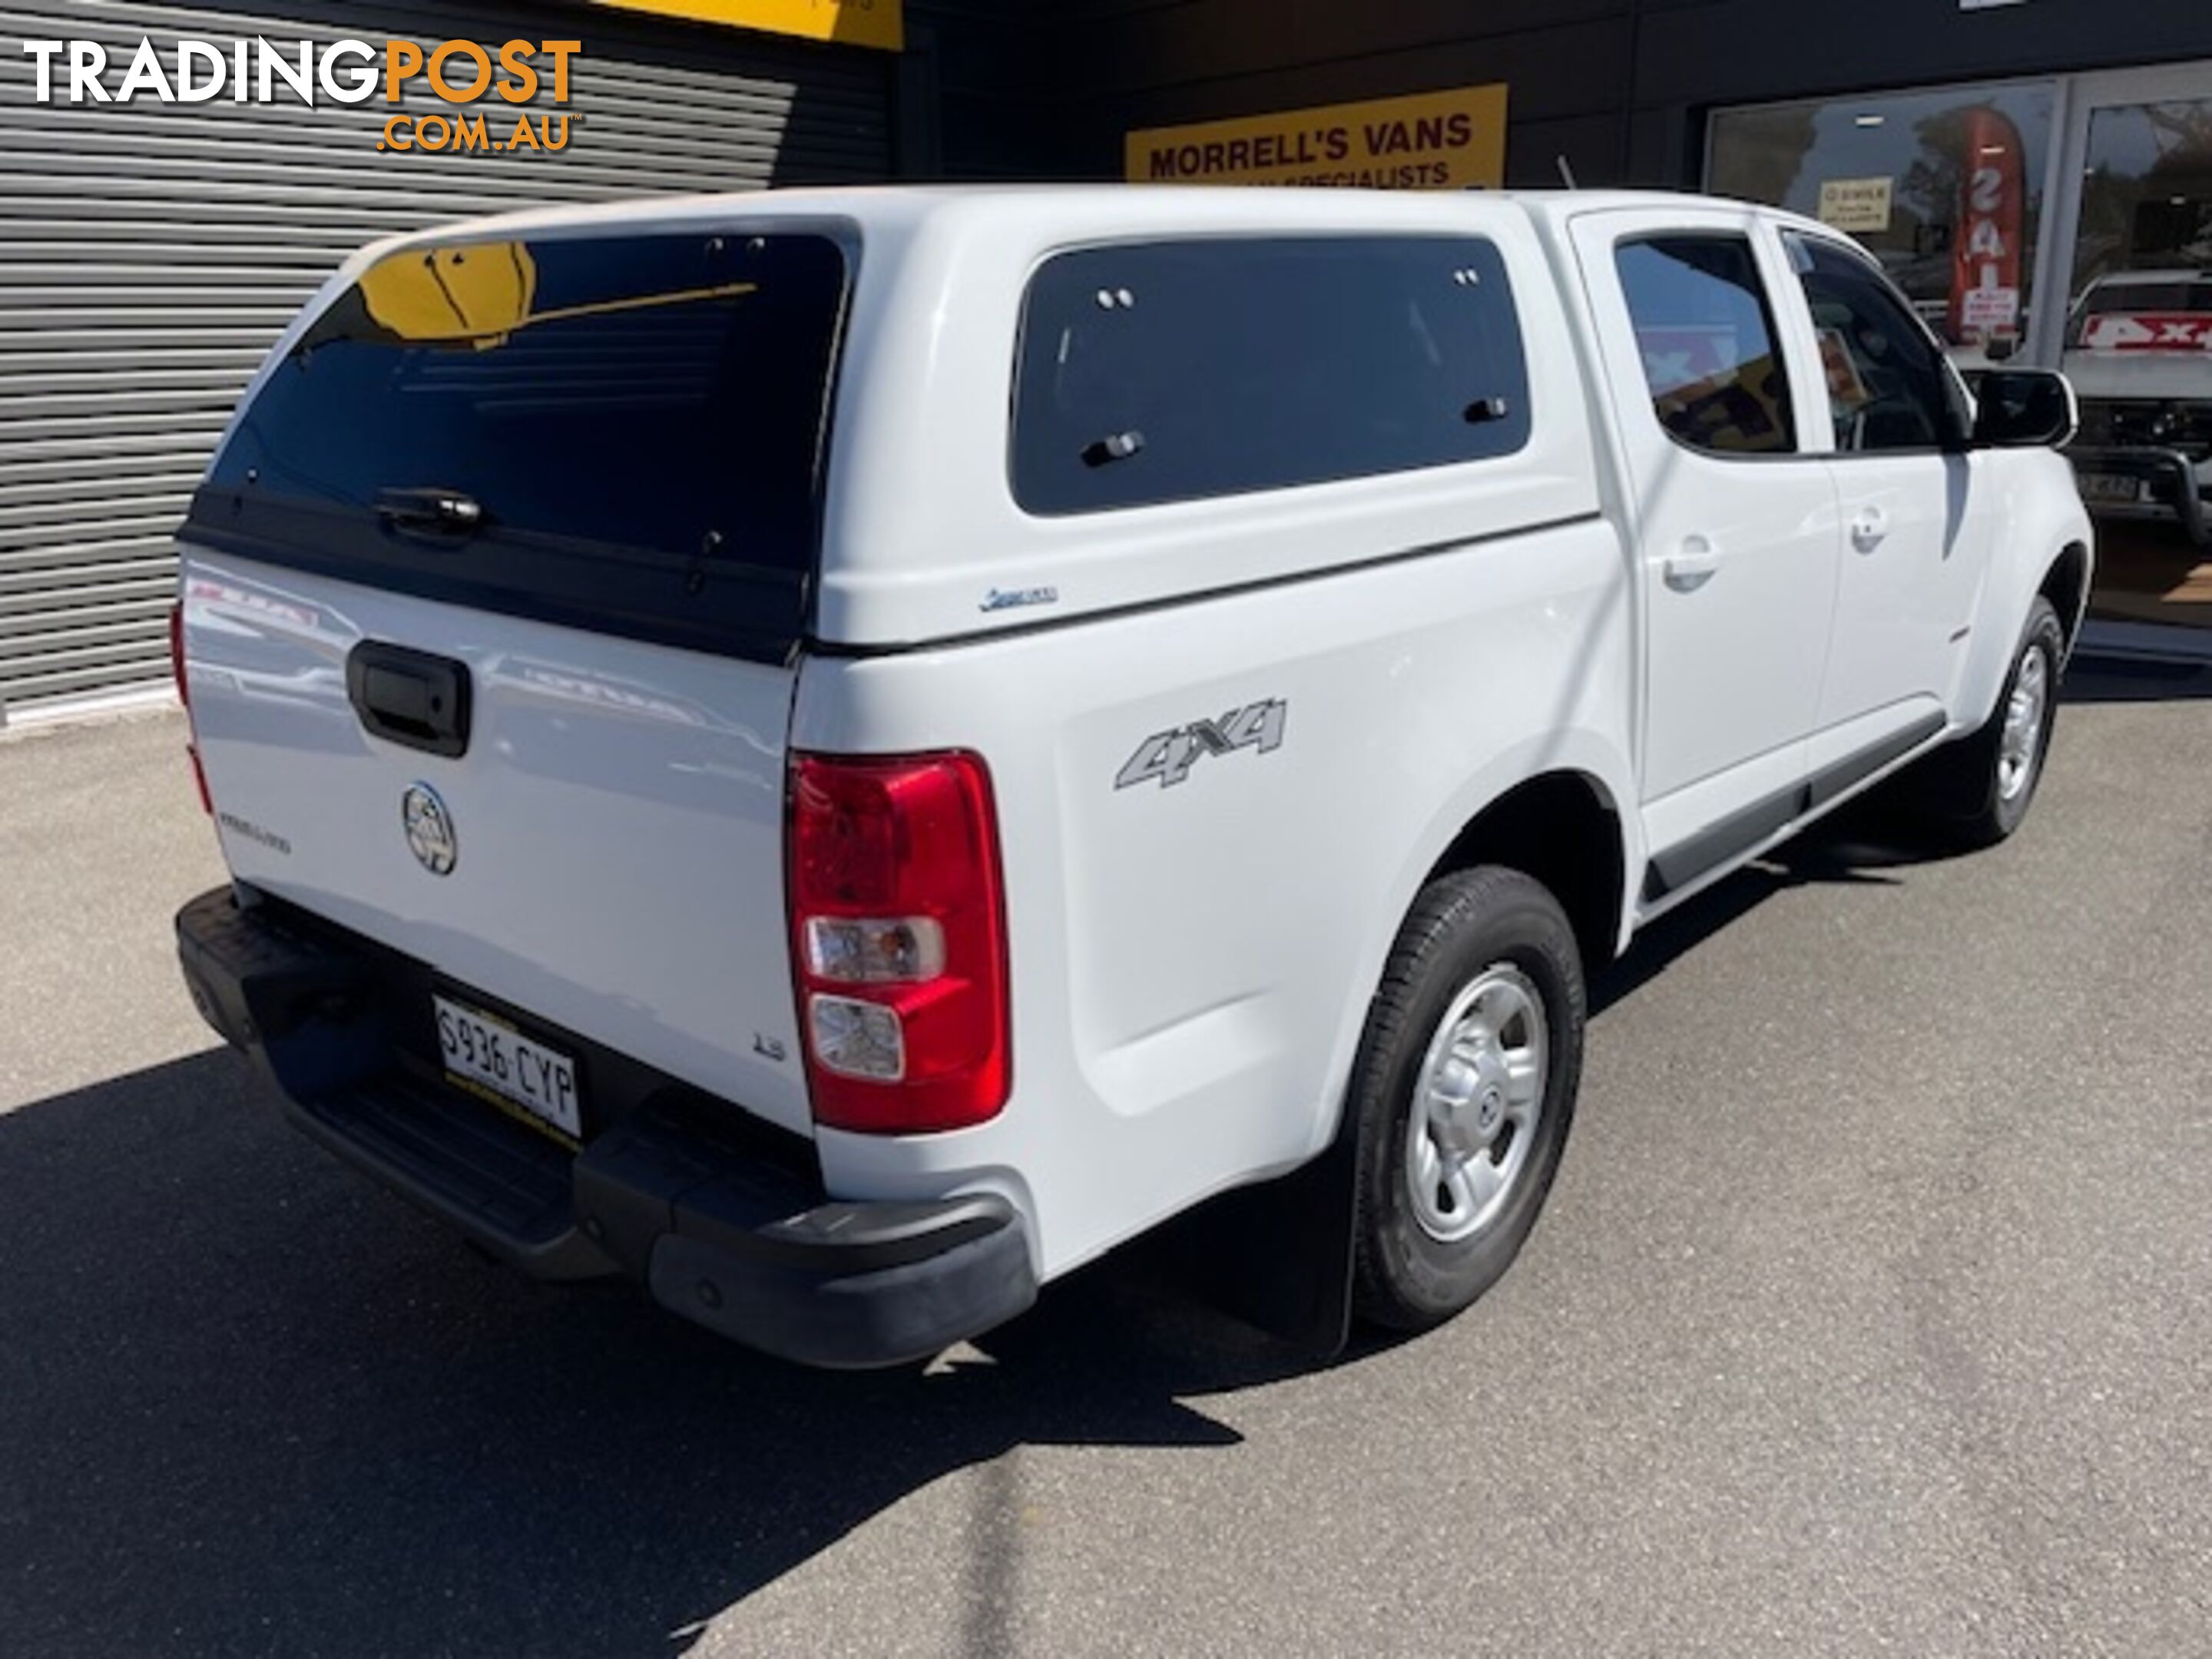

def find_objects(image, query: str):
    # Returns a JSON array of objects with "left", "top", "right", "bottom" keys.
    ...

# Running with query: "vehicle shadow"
[
  {"left": 2062, "top": 651, "right": 2212, "bottom": 703},
  {"left": 1590, "top": 799, "right": 1934, "bottom": 1018},
  {"left": 1589, "top": 651, "right": 2167, "bottom": 1017},
  {"left": 0, "top": 1051, "right": 1298, "bottom": 1659},
  {"left": 0, "top": 749, "right": 2095, "bottom": 1657}
]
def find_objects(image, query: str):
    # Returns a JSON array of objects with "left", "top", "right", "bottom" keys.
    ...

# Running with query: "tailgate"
[{"left": 177, "top": 226, "right": 853, "bottom": 1138}]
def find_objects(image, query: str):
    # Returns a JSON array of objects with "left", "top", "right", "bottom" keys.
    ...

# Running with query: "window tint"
[
  {"left": 1012, "top": 237, "right": 1531, "bottom": 515},
  {"left": 197, "top": 232, "right": 848, "bottom": 661},
  {"left": 1785, "top": 233, "right": 1969, "bottom": 454},
  {"left": 1615, "top": 236, "right": 1796, "bottom": 456}
]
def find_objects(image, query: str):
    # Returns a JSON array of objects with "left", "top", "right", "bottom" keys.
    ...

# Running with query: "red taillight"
[
  {"left": 167, "top": 601, "right": 187, "bottom": 708},
  {"left": 788, "top": 750, "right": 1010, "bottom": 1134},
  {"left": 170, "top": 601, "right": 211, "bottom": 815}
]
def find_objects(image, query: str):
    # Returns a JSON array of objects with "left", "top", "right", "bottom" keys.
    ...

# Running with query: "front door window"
[{"left": 1788, "top": 234, "right": 1973, "bottom": 453}]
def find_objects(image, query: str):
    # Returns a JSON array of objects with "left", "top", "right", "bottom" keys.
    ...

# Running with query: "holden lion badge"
[{"left": 402, "top": 782, "right": 457, "bottom": 876}]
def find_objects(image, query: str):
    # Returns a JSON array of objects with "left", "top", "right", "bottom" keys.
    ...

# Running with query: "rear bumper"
[{"left": 174, "top": 886, "right": 1035, "bottom": 1369}]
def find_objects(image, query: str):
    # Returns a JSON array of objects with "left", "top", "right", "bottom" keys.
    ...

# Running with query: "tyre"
[
  {"left": 1908, "top": 595, "right": 2065, "bottom": 849},
  {"left": 1350, "top": 866, "right": 1585, "bottom": 1333}
]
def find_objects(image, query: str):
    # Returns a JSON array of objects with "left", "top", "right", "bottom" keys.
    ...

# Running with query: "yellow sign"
[
  {"left": 1128, "top": 84, "right": 1508, "bottom": 191},
  {"left": 362, "top": 245, "right": 538, "bottom": 346},
  {"left": 1816, "top": 176, "right": 1893, "bottom": 233},
  {"left": 584, "top": 0, "right": 902, "bottom": 52},
  {"left": 356, "top": 243, "right": 757, "bottom": 349}
]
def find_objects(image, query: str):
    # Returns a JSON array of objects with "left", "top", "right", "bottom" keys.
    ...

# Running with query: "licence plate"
[
  {"left": 433, "top": 993, "right": 581, "bottom": 1141},
  {"left": 2078, "top": 472, "right": 2147, "bottom": 505}
]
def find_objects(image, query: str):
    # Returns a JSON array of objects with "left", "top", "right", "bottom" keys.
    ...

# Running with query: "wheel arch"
[
  {"left": 1957, "top": 458, "right": 2095, "bottom": 727},
  {"left": 1235, "top": 763, "right": 1630, "bottom": 1356},
  {"left": 2040, "top": 538, "right": 2091, "bottom": 661},
  {"left": 1305, "top": 744, "right": 1636, "bottom": 1190},
  {"left": 1424, "top": 768, "right": 1629, "bottom": 972}
]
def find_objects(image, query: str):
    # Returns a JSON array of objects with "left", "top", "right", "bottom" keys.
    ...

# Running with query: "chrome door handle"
[
  {"left": 1850, "top": 506, "right": 1890, "bottom": 550},
  {"left": 1664, "top": 535, "right": 1720, "bottom": 591}
]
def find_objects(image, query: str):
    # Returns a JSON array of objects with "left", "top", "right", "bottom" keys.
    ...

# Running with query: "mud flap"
[{"left": 1156, "top": 1108, "right": 1360, "bottom": 1358}]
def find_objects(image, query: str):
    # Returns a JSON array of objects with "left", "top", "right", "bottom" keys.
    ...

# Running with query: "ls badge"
[{"left": 1116, "top": 699, "right": 1287, "bottom": 790}]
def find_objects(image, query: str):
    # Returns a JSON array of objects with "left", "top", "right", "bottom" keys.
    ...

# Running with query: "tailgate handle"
[
  {"left": 346, "top": 641, "right": 471, "bottom": 758},
  {"left": 376, "top": 486, "right": 483, "bottom": 538}
]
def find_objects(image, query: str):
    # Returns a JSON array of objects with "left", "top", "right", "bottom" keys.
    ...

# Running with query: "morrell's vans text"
[{"left": 173, "top": 188, "right": 2091, "bottom": 1367}]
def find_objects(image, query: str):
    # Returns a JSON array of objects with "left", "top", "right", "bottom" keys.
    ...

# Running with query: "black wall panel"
[{"left": 922, "top": 0, "right": 2212, "bottom": 190}]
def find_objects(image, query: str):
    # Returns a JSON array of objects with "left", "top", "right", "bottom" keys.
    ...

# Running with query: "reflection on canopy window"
[
  {"left": 206, "top": 231, "right": 851, "bottom": 659},
  {"left": 2062, "top": 98, "right": 2212, "bottom": 531},
  {"left": 1707, "top": 82, "right": 2054, "bottom": 367}
]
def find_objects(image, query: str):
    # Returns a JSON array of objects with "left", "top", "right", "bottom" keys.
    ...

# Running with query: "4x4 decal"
[{"left": 1116, "top": 700, "right": 1288, "bottom": 790}]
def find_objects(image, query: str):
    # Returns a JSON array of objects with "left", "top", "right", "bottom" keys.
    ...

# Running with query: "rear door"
[
  {"left": 1571, "top": 208, "right": 1841, "bottom": 897},
  {"left": 179, "top": 226, "right": 853, "bottom": 1137}
]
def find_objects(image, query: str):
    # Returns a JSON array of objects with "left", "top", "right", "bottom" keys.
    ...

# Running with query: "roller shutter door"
[{"left": 0, "top": 1, "right": 891, "bottom": 719}]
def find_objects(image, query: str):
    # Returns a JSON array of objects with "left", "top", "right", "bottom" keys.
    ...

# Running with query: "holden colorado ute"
[{"left": 171, "top": 187, "right": 2091, "bottom": 1368}]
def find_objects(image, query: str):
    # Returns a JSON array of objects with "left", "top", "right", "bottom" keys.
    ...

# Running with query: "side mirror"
[{"left": 1973, "top": 369, "right": 2078, "bottom": 449}]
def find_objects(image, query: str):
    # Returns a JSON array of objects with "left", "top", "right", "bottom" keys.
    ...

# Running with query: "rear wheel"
[
  {"left": 1350, "top": 866, "right": 1584, "bottom": 1332},
  {"left": 1908, "top": 596, "right": 2064, "bottom": 849}
]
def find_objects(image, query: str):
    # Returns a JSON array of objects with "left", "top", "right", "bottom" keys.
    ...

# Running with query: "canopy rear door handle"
[
  {"left": 376, "top": 487, "right": 483, "bottom": 540},
  {"left": 346, "top": 641, "right": 471, "bottom": 758}
]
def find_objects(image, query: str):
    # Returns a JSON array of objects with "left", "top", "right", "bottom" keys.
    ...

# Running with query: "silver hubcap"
[
  {"left": 1406, "top": 965, "right": 1548, "bottom": 1244},
  {"left": 1998, "top": 642, "right": 2050, "bottom": 804}
]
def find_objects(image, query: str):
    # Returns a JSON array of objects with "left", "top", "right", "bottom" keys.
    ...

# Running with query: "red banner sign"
[{"left": 1949, "top": 107, "right": 2026, "bottom": 346}]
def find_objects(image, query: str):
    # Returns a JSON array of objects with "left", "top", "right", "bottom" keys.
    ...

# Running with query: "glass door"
[{"left": 2043, "top": 62, "right": 2212, "bottom": 591}]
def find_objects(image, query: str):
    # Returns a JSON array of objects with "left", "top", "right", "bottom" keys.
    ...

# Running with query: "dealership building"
[{"left": 4, "top": 0, "right": 2210, "bottom": 719}]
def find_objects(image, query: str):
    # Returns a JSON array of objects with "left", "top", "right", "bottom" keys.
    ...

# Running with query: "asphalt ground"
[{"left": 3, "top": 666, "right": 2210, "bottom": 1659}]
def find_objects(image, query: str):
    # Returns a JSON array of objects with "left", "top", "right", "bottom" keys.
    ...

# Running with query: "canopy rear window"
[{"left": 192, "top": 230, "right": 849, "bottom": 661}]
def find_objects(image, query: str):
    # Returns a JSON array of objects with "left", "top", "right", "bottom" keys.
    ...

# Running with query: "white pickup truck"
[
  {"left": 172, "top": 187, "right": 2091, "bottom": 1369},
  {"left": 2062, "top": 268, "right": 2212, "bottom": 544}
]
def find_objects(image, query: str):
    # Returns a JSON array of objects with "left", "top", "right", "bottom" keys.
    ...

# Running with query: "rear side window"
[
  {"left": 1615, "top": 235, "right": 1797, "bottom": 457},
  {"left": 1012, "top": 236, "right": 1532, "bottom": 515},
  {"left": 194, "top": 231, "right": 849, "bottom": 661}
]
